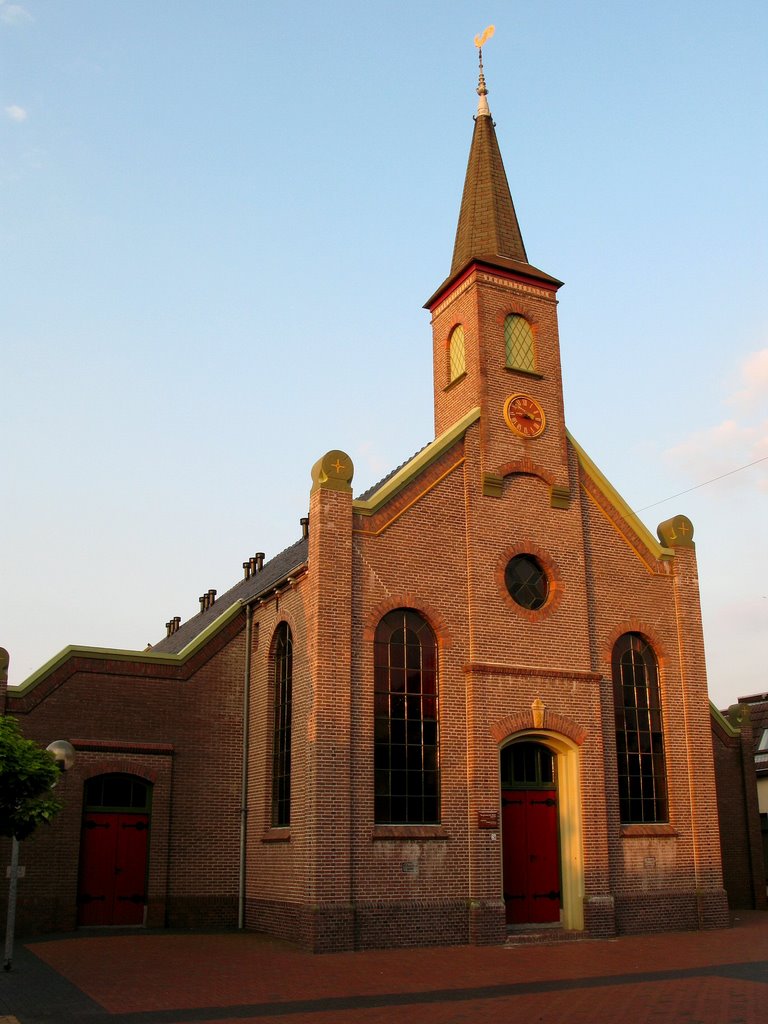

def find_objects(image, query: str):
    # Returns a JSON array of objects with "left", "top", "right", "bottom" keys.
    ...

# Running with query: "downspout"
[{"left": 238, "top": 603, "right": 253, "bottom": 929}]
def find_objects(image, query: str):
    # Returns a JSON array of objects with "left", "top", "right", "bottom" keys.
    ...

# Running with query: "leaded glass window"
[
  {"left": 272, "top": 622, "right": 292, "bottom": 827},
  {"left": 374, "top": 609, "right": 439, "bottom": 824},
  {"left": 449, "top": 325, "right": 466, "bottom": 381},
  {"left": 505, "top": 554, "right": 549, "bottom": 610},
  {"left": 504, "top": 314, "right": 536, "bottom": 372},
  {"left": 612, "top": 633, "right": 667, "bottom": 824}
]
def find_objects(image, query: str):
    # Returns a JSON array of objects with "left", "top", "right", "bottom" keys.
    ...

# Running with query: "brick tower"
[{"left": 427, "top": 53, "right": 569, "bottom": 509}]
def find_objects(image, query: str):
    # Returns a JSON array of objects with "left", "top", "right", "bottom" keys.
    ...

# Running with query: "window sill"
[
  {"left": 372, "top": 825, "right": 450, "bottom": 840},
  {"left": 262, "top": 828, "right": 291, "bottom": 843},
  {"left": 504, "top": 366, "right": 543, "bottom": 379},
  {"left": 620, "top": 824, "right": 678, "bottom": 838},
  {"left": 443, "top": 371, "right": 467, "bottom": 392}
]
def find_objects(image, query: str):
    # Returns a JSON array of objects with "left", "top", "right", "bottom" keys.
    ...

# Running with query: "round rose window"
[{"left": 504, "top": 554, "right": 549, "bottom": 610}]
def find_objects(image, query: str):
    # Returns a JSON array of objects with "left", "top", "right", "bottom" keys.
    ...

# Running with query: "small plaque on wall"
[{"left": 477, "top": 811, "right": 499, "bottom": 830}]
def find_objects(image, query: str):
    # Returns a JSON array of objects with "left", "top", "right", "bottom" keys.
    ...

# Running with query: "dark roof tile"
[
  {"left": 355, "top": 442, "right": 430, "bottom": 502},
  {"left": 151, "top": 537, "right": 308, "bottom": 655},
  {"left": 451, "top": 113, "right": 528, "bottom": 275}
]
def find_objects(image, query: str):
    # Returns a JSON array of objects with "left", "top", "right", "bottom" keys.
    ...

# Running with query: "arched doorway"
[
  {"left": 501, "top": 740, "right": 561, "bottom": 925},
  {"left": 77, "top": 774, "right": 151, "bottom": 926}
]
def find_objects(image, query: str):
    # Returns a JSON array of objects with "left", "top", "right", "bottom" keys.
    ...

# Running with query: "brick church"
[{"left": 2, "top": 56, "right": 740, "bottom": 950}]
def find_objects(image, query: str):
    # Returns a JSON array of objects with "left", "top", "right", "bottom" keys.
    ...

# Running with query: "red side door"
[
  {"left": 78, "top": 812, "right": 149, "bottom": 925},
  {"left": 502, "top": 789, "right": 560, "bottom": 924}
]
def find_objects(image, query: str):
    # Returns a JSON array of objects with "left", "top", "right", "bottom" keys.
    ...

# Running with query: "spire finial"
[{"left": 474, "top": 25, "right": 495, "bottom": 117}]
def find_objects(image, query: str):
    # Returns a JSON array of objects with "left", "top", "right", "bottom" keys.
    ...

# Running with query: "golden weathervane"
[
  {"left": 474, "top": 25, "right": 495, "bottom": 49},
  {"left": 474, "top": 25, "right": 495, "bottom": 111}
]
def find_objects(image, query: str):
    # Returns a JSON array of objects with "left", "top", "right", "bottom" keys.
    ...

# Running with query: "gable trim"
[
  {"left": 353, "top": 455, "right": 465, "bottom": 537},
  {"left": 7, "top": 601, "right": 245, "bottom": 697},
  {"left": 568, "top": 431, "right": 674, "bottom": 567},
  {"left": 710, "top": 701, "right": 740, "bottom": 738},
  {"left": 353, "top": 407, "right": 480, "bottom": 517}
]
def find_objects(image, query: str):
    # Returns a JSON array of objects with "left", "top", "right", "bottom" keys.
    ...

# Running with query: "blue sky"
[{"left": 1, "top": 1, "right": 766, "bottom": 708}]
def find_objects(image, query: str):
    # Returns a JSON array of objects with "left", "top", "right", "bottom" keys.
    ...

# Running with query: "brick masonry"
[
  {"left": 711, "top": 706, "right": 767, "bottom": 910},
  {"left": 2, "top": 92, "right": 757, "bottom": 953}
]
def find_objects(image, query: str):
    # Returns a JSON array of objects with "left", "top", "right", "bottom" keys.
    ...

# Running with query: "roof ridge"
[
  {"left": 150, "top": 536, "right": 308, "bottom": 653},
  {"left": 355, "top": 443, "right": 431, "bottom": 502}
]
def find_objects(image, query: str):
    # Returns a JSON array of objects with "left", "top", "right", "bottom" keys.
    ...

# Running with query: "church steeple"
[
  {"left": 427, "top": 46, "right": 561, "bottom": 312},
  {"left": 450, "top": 51, "right": 528, "bottom": 274},
  {"left": 427, "top": 36, "right": 569, "bottom": 504}
]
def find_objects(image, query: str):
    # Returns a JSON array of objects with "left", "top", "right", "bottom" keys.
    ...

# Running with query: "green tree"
[{"left": 0, "top": 716, "right": 61, "bottom": 841}]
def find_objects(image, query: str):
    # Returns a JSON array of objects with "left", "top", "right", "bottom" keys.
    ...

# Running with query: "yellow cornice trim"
[
  {"left": 580, "top": 484, "right": 658, "bottom": 573},
  {"left": 353, "top": 456, "right": 465, "bottom": 536},
  {"left": 567, "top": 430, "right": 674, "bottom": 563},
  {"left": 353, "top": 407, "right": 481, "bottom": 517},
  {"left": 7, "top": 602, "right": 245, "bottom": 697},
  {"left": 709, "top": 701, "right": 739, "bottom": 737}
]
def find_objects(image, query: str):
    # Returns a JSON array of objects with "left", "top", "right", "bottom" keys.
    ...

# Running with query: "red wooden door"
[
  {"left": 78, "top": 812, "right": 149, "bottom": 925},
  {"left": 502, "top": 789, "right": 560, "bottom": 924}
]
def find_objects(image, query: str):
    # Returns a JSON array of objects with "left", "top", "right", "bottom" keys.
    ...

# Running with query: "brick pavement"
[{"left": 0, "top": 912, "right": 765, "bottom": 1024}]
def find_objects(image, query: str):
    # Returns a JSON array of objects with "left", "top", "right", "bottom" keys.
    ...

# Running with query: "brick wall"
[
  {"left": 2, "top": 239, "right": 738, "bottom": 951},
  {"left": 712, "top": 707, "right": 767, "bottom": 910},
  {"left": 2, "top": 616, "right": 246, "bottom": 935}
]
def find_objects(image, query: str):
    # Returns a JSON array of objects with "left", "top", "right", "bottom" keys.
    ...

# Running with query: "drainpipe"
[{"left": 238, "top": 603, "right": 253, "bottom": 929}]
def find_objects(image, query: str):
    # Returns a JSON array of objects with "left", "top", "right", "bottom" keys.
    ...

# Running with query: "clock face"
[{"left": 503, "top": 393, "right": 546, "bottom": 438}]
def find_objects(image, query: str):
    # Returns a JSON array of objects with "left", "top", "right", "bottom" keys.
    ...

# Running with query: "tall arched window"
[
  {"left": 374, "top": 609, "right": 439, "bottom": 824},
  {"left": 612, "top": 633, "right": 667, "bottom": 823},
  {"left": 272, "top": 623, "right": 292, "bottom": 827},
  {"left": 504, "top": 314, "right": 536, "bottom": 372},
  {"left": 448, "top": 324, "right": 466, "bottom": 382}
]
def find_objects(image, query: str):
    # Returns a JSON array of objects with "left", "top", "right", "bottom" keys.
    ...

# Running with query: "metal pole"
[
  {"left": 3, "top": 836, "right": 20, "bottom": 971},
  {"left": 238, "top": 604, "right": 253, "bottom": 929},
  {"left": 1, "top": 739, "right": 75, "bottom": 972}
]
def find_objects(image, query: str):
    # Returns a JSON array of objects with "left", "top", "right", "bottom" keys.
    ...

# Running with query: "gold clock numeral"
[{"left": 503, "top": 393, "right": 546, "bottom": 438}]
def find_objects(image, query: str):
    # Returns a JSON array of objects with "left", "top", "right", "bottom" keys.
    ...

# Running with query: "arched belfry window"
[
  {"left": 504, "top": 314, "right": 536, "bottom": 372},
  {"left": 374, "top": 609, "right": 439, "bottom": 824},
  {"left": 612, "top": 633, "right": 668, "bottom": 824},
  {"left": 272, "top": 622, "right": 292, "bottom": 827},
  {"left": 449, "top": 324, "right": 466, "bottom": 382}
]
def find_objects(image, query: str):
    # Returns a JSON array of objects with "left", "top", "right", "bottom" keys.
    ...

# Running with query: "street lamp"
[
  {"left": 46, "top": 741, "right": 76, "bottom": 772},
  {"left": 3, "top": 740, "right": 76, "bottom": 972}
]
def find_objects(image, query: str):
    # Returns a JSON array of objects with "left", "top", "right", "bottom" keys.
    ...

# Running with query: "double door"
[
  {"left": 78, "top": 812, "right": 149, "bottom": 926},
  {"left": 502, "top": 788, "right": 560, "bottom": 924}
]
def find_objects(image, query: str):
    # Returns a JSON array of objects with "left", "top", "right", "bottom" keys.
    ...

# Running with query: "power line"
[{"left": 637, "top": 455, "right": 768, "bottom": 512}]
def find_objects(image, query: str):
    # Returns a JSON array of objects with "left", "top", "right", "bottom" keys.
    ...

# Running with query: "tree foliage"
[{"left": 0, "top": 717, "right": 62, "bottom": 841}]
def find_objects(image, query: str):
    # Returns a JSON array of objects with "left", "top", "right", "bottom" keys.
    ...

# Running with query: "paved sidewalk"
[{"left": 0, "top": 912, "right": 766, "bottom": 1024}]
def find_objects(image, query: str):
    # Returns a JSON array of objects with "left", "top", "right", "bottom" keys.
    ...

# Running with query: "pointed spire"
[
  {"left": 450, "top": 42, "right": 528, "bottom": 275},
  {"left": 425, "top": 34, "right": 562, "bottom": 310}
]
